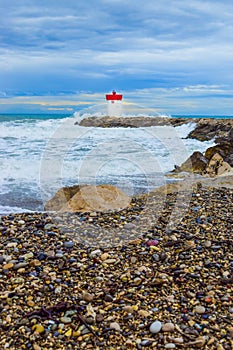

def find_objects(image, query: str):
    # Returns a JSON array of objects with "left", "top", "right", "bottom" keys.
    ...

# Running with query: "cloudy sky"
[{"left": 0, "top": 0, "right": 233, "bottom": 115}]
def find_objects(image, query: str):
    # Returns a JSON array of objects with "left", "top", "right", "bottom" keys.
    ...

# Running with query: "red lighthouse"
[
  {"left": 105, "top": 90, "right": 123, "bottom": 116},
  {"left": 105, "top": 90, "right": 123, "bottom": 102}
]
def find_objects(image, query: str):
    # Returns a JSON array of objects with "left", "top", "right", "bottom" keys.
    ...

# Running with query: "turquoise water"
[{"left": 0, "top": 114, "right": 71, "bottom": 122}]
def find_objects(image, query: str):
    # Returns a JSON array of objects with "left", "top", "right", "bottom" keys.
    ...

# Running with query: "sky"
[{"left": 0, "top": 0, "right": 233, "bottom": 115}]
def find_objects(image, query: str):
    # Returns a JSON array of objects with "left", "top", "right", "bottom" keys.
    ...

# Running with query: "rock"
[
  {"left": 32, "top": 324, "right": 45, "bottom": 334},
  {"left": 60, "top": 184, "right": 131, "bottom": 213},
  {"left": 13, "top": 262, "right": 28, "bottom": 270},
  {"left": 165, "top": 344, "right": 176, "bottom": 349},
  {"left": 110, "top": 322, "right": 121, "bottom": 332},
  {"left": 82, "top": 291, "right": 94, "bottom": 302},
  {"left": 23, "top": 252, "right": 34, "bottom": 260},
  {"left": 178, "top": 151, "right": 208, "bottom": 173},
  {"left": 122, "top": 305, "right": 134, "bottom": 313},
  {"left": 101, "top": 253, "right": 109, "bottom": 261},
  {"left": 188, "top": 119, "right": 233, "bottom": 141},
  {"left": 216, "top": 161, "right": 232, "bottom": 175},
  {"left": 146, "top": 240, "right": 159, "bottom": 246},
  {"left": 162, "top": 322, "right": 175, "bottom": 332},
  {"left": 205, "top": 142, "right": 233, "bottom": 162},
  {"left": 138, "top": 310, "right": 150, "bottom": 318},
  {"left": 205, "top": 153, "right": 223, "bottom": 176},
  {"left": 172, "top": 338, "right": 184, "bottom": 344},
  {"left": 63, "top": 241, "right": 74, "bottom": 248},
  {"left": 195, "top": 305, "right": 206, "bottom": 314},
  {"left": 149, "top": 320, "right": 162, "bottom": 334},
  {"left": 18, "top": 220, "right": 25, "bottom": 225},
  {"left": 44, "top": 185, "right": 82, "bottom": 211},
  {"left": 60, "top": 316, "right": 72, "bottom": 324},
  {"left": 90, "top": 249, "right": 102, "bottom": 257},
  {"left": 2, "top": 263, "right": 14, "bottom": 270}
]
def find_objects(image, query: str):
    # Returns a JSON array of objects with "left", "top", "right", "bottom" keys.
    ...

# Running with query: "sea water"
[{"left": 0, "top": 112, "right": 229, "bottom": 214}]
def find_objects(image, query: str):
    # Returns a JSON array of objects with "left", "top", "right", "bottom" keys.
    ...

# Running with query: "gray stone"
[
  {"left": 13, "top": 262, "right": 28, "bottom": 270},
  {"left": 60, "top": 316, "right": 72, "bottom": 324},
  {"left": 149, "top": 320, "right": 162, "bottom": 334},
  {"left": 63, "top": 241, "right": 74, "bottom": 248}
]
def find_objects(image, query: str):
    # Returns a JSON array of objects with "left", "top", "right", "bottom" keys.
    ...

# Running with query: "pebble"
[
  {"left": 18, "top": 220, "right": 25, "bottom": 225},
  {"left": 100, "top": 253, "right": 109, "bottom": 261},
  {"left": 90, "top": 249, "right": 102, "bottom": 257},
  {"left": 32, "top": 324, "right": 45, "bottom": 334},
  {"left": 13, "top": 262, "right": 28, "bottom": 270},
  {"left": 110, "top": 322, "right": 121, "bottom": 332},
  {"left": 149, "top": 320, "right": 162, "bottom": 334},
  {"left": 162, "top": 322, "right": 175, "bottom": 332},
  {"left": 82, "top": 291, "right": 94, "bottom": 302},
  {"left": 60, "top": 317, "right": 72, "bottom": 324},
  {"left": 165, "top": 344, "right": 176, "bottom": 349},
  {"left": 146, "top": 239, "right": 159, "bottom": 246},
  {"left": 195, "top": 305, "right": 206, "bottom": 314},
  {"left": 63, "top": 241, "right": 74, "bottom": 248},
  {"left": 2, "top": 263, "right": 14, "bottom": 270}
]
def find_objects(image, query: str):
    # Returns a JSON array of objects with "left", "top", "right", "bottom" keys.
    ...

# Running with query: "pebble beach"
[{"left": 0, "top": 185, "right": 233, "bottom": 349}]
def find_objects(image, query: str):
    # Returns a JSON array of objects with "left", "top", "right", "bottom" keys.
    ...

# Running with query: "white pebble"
[
  {"left": 149, "top": 320, "right": 162, "bottom": 334},
  {"left": 165, "top": 344, "right": 176, "bottom": 349}
]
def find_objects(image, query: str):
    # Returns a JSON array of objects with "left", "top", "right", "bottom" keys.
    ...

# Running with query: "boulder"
[
  {"left": 225, "top": 154, "right": 233, "bottom": 167},
  {"left": 205, "top": 142, "right": 232, "bottom": 160},
  {"left": 60, "top": 184, "right": 131, "bottom": 213},
  {"left": 205, "top": 152, "right": 232, "bottom": 177},
  {"left": 178, "top": 151, "right": 208, "bottom": 174},
  {"left": 205, "top": 153, "right": 224, "bottom": 177},
  {"left": 217, "top": 161, "right": 232, "bottom": 176},
  {"left": 44, "top": 185, "right": 81, "bottom": 211}
]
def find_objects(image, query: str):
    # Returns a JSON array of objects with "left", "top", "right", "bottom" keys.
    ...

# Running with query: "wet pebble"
[{"left": 63, "top": 241, "right": 74, "bottom": 248}]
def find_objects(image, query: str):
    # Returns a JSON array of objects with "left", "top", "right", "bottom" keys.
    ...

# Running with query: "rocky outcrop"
[
  {"left": 187, "top": 119, "right": 233, "bottom": 141},
  {"left": 45, "top": 184, "right": 131, "bottom": 213},
  {"left": 173, "top": 145, "right": 233, "bottom": 177}
]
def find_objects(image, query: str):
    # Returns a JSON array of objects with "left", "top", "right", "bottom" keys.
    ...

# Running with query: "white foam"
[
  {"left": 0, "top": 113, "right": 216, "bottom": 212},
  {"left": 0, "top": 205, "right": 34, "bottom": 215}
]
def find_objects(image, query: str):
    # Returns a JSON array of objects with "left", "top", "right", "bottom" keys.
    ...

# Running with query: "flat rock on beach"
[{"left": 0, "top": 185, "right": 233, "bottom": 349}]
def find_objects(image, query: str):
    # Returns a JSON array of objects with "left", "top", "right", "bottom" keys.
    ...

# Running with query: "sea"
[{"left": 0, "top": 111, "right": 232, "bottom": 214}]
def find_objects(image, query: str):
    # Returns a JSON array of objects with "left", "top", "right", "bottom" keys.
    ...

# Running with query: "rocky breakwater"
[
  {"left": 0, "top": 186, "right": 233, "bottom": 349},
  {"left": 76, "top": 116, "right": 194, "bottom": 128}
]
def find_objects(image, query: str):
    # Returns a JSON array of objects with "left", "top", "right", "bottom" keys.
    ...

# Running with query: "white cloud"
[{"left": 0, "top": 0, "right": 232, "bottom": 115}]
